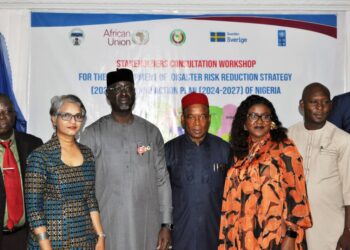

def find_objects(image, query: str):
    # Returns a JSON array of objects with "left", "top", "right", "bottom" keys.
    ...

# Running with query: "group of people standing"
[{"left": 0, "top": 68, "right": 349, "bottom": 250}]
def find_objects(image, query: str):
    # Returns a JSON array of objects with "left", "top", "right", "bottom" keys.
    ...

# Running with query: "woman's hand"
[
  {"left": 90, "top": 211, "right": 105, "bottom": 250},
  {"left": 281, "top": 236, "right": 295, "bottom": 250},
  {"left": 38, "top": 239, "right": 52, "bottom": 250},
  {"left": 95, "top": 235, "right": 105, "bottom": 250},
  {"left": 34, "top": 227, "right": 52, "bottom": 250}
]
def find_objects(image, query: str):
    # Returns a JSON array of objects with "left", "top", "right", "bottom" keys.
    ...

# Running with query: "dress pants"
[{"left": 1, "top": 226, "right": 27, "bottom": 250}]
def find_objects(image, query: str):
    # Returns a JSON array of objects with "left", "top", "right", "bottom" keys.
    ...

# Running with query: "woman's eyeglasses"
[
  {"left": 247, "top": 113, "right": 272, "bottom": 122},
  {"left": 57, "top": 112, "right": 85, "bottom": 122}
]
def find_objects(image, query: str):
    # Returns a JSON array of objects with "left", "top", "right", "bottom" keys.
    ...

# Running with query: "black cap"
[{"left": 106, "top": 68, "right": 134, "bottom": 87}]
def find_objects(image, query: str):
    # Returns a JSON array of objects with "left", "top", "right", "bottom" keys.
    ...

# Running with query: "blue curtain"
[{"left": 0, "top": 33, "right": 27, "bottom": 132}]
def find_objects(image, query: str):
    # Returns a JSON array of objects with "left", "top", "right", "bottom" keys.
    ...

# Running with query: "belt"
[{"left": 2, "top": 225, "right": 26, "bottom": 235}]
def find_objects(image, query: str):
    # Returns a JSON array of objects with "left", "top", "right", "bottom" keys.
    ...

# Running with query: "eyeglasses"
[
  {"left": 247, "top": 113, "right": 272, "bottom": 122},
  {"left": 107, "top": 85, "right": 134, "bottom": 93},
  {"left": 57, "top": 112, "right": 85, "bottom": 122}
]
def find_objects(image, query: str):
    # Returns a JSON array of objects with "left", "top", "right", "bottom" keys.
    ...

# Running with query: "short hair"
[
  {"left": 49, "top": 94, "right": 86, "bottom": 117},
  {"left": 0, "top": 93, "right": 14, "bottom": 110},
  {"left": 302, "top": 82, "right": 331, "bottom": 101}
]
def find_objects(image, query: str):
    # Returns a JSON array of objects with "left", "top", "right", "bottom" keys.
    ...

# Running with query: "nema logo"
[{"left": 70, "top": 28, "right": 84, "bottom": 46}]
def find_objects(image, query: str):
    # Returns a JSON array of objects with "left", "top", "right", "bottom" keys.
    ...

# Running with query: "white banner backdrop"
[{"left": 29, "top": 12, "right": 345, "bottom": 142}]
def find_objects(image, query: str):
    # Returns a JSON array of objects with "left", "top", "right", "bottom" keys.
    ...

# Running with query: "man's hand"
[
  {"left": 156, "top": 227, "right": 172, "bottom": 250},
  {"left": 336, "top": 228, "right": 350, "bottom": 250},
  {"left": 281, "top": 236, "right": 295, "bottom": 250}
]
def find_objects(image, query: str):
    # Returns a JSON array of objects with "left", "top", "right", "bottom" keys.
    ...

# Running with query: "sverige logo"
[
  {"left": 210, "top": 32, "right": 225, "bottom": 42},
  {"left": 210, "top": 31, "right": 248, "bottom": 44}
]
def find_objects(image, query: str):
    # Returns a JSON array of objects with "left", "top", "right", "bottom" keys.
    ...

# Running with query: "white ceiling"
[{"left": 0, "top": 0, "right": 349, "bottom": 11}]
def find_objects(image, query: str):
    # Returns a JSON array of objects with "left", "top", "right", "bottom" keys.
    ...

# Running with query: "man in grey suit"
[{"left": 80, "top": 68, "right": 173, "bottom": 250}]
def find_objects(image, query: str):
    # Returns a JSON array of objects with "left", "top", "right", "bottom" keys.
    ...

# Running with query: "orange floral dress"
[{"left": 218, "top": 133, "right": 312, "bottom": 250}]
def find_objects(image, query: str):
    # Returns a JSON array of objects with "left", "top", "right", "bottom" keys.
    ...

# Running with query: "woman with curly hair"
[{"left": 218, "top": 95, "right": 312, "bottom": 250}]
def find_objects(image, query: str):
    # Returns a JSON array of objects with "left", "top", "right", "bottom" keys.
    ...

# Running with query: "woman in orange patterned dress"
[{"left": 218, "top": 95, "right": 312, "bottom": 250}]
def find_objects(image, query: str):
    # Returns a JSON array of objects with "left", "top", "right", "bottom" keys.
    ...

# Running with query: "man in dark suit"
[
  {"left": 165, "top": 92, "right": 231, "bottom": 250},
  {"left": 328, "top": 92, "right": 350, "bottom": 133},
  {"left": 0, "top": 94, "right": 43, "bottom": 250}
]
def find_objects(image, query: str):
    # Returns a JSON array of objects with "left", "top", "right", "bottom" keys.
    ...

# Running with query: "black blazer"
[
  {"left": 0, "top": 131, "right": 43, "bottom": 247},
  {"left": 328, "top": 92, "right": 350, "bottom": 133}
]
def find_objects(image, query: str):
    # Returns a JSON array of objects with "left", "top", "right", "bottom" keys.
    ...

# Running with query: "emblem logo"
[
  {"left": 278, "top": 30, "right": 286, "bottom": 47},
  {"left": 70, "top": 28, "right": 84, "bottom": 46},
  {"left": 132, "top": 31, "right": 149, "bottom": 45},
  {"left": 170, "top": 29, "right": 186, "bottom": 46}
]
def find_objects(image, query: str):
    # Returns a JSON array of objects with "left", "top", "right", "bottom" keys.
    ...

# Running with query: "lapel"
[
  {"left": 0, "top": 132, "right": 19, "bottom": 234},
  {"left": 0, "top": 132, "right": 29, "bottom": 196},
  {"left": 0, "top": 158, "right": 3, "bottom": 197},
  {"left": 14, "top": 131, "right": 27, "bottom": 177},
  {"left": 0, "top": 132, "right": 29, "bottom": 194}
]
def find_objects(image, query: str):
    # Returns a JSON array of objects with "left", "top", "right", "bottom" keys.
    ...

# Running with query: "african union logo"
[
  {"left": 70, "top": 28, "right": 84, "bottom": 46},
  {"left": 170, "top": 29, "right": 186, "bottom": 46},
  {"left": 132, "top": 31, "right": 149, "bottom": 45},
  {"left": 210, "top": 32, "right": 226, "bottom": 42}
]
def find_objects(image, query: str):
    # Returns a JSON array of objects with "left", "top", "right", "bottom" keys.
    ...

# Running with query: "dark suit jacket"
[
  {"left": 328, "top": 92, "right": 350, "bottom": 133},
  {"left": 0, "top": 131, "right": 43, "bottom": 248}
]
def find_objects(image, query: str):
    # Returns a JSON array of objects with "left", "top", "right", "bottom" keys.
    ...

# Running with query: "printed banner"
[{"left": 29, "top": 13, "right": 345, "bottom": 142}]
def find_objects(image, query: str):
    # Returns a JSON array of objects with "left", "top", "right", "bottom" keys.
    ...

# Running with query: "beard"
[
  {"left": 119, "top": 103, "right": 131, "bottom": 110},
  {"left": 121, "top": 96, "right": 135, "bottom": 110},
  {"left": 113, "top": 97, "right": 135, "bottom": 113}
]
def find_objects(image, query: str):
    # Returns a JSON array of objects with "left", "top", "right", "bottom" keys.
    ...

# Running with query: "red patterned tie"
[{"left": 0, "top": 140, "right": 24, "bottom": 230}]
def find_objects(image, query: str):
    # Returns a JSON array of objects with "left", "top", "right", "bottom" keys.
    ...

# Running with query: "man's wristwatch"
[{"left": 161, "top": 223, "right": 174, "bottom": 230}]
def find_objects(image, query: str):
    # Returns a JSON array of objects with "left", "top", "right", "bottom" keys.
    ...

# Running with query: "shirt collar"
[
  {"left": 184, "top": 133, "right": 209, "bottom": 147},
  {"left": 0, "top": 130, "right": 15, "bottom": 145},
  {"left": 248, "top": 132, "right": 271, "bottom": 149}
]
